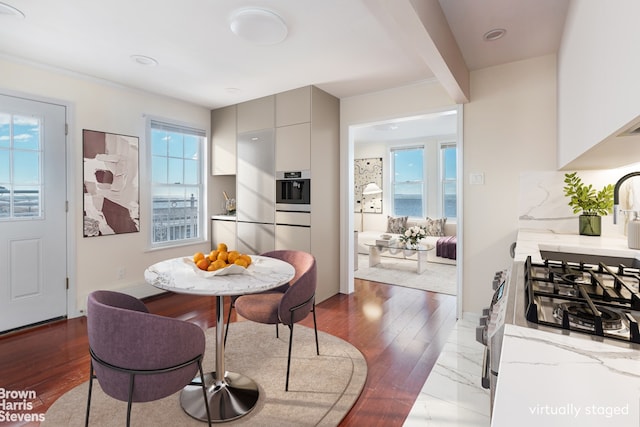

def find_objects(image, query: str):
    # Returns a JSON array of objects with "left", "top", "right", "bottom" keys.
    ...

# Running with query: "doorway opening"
[{"left": 347, "top": 107, "right": 463, "bottom": 316}]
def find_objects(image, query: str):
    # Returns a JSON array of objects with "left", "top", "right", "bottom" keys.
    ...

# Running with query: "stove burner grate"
[{"left": 553, "top": 303, "right": 623, "bottom": 332}]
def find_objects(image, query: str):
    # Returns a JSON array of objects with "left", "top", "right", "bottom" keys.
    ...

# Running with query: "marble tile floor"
[{"left": 404, "top": 313, "right": 491, "bottom": 426}]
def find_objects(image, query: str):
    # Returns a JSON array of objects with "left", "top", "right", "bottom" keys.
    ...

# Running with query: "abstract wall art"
[
  {"left": 354, "top": 157, "right": 383, "bottom": 213},
  {"left": 83, "top": 129, "right": 139, "bottom": 237}
]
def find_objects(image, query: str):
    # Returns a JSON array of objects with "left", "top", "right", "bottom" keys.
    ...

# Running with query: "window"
[
  {"left": 441, "top": 143, "right": 457, "bottom": 218},
  {"left": 391, "top": 146, "right": 424, "bottom": 217},
  {"left": 0, "top": 113, "right": 42, "bottom": 219},
  {"left": 149, "top": 119, "right": 205, "bottom": 246}
]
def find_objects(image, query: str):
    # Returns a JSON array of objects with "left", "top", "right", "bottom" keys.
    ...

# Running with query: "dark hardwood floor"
[{"left": 0, "top": 280, "right": 457, "bottom": 426}]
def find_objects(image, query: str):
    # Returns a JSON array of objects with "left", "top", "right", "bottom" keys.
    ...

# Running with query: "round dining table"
[{"left": 144, "top": 255, "right": 295, "bottom": 423}]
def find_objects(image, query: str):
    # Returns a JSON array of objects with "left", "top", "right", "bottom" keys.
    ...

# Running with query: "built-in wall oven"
[{"left": 276, "top": 170, "right": 310, "bottom": 212}]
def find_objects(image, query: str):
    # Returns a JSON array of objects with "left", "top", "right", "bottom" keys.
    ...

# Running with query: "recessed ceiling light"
[
  {"left": 483, "top": 28, "right": 506, "bottom": 41},
  {"left": 225, "top": 87, "right": 241, "bottom": 94},
  {"left": 229, "top": 8, "right": 288, "bottom": 45},
  {"left": 0, "top": 2, "right": 25, "bottom": 18},
  {"left": 130, "top": 55, "right": 158, "bottom": 67}
]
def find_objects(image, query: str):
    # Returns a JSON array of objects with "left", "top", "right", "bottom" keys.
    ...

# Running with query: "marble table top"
[{"left": 144, "top": 255, "right": 295, "bottom": 296}]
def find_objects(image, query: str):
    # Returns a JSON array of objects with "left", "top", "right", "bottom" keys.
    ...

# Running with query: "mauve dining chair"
[
  {"left": 85, "top": 290, "right": 211, "bottom": 427},
  {"left": 228, "top": 250, "right": 319, "bottom": 391}
]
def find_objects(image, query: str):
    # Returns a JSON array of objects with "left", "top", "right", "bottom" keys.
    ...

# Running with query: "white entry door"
[{"left": 0, "top": 94, "right": 67, "bottom": 332}]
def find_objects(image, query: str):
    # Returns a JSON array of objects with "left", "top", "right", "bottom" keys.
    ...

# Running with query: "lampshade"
[{"left": 362, "top": 182, "right": 382, "bottom": 195}]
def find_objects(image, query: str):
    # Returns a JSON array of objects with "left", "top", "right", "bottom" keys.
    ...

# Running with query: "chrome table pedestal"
[{"left": 180, "top": 296, "right": 259, "bottom": 422}]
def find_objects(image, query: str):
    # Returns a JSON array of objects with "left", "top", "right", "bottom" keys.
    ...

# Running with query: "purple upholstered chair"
[
  {"left": 85, "top": 290, "right": 211, "bottom": 426},
  {"left": 228, "top": 250, "right": 319, "bottom": 391}
]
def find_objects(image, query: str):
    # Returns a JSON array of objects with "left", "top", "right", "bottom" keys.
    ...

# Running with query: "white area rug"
[{"left": 354, "top": 254, "right": 457, "bottom": 295}]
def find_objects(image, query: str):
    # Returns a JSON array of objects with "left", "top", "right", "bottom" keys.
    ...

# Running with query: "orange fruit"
[
  {"left": 208, "top": 250, "right": 219, "bottom": 262},
  {"left": 211, "top": 259, "right": 227, "bottom": 271},
  {"left": 217, "top": 251, "right": 228, "bottom": 263},
  {"left": 234, "top": 258, "right": 248, "bottom": 268},
  {"left": 196, "top": 258, "right": 210, "bottom": 271},
  {"left": 227, "top": 250, "right": 240, "bottom": 263},
  {"left": 193, "top": 252, "right": 205, "bottom": 263},
  {"left": 217, "top": 242, "right": 228, "bottom": 252},
  {"left": 239, "top": 254, "right": 252, "bottom": 266}
]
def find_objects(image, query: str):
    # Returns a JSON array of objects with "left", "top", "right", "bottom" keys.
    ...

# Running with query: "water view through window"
[
  {"left": 392, "top": 147, "right": 424, "bottom": 217},
  {"left": 0, "top": 113, "right": 42, "bottom": 219}
]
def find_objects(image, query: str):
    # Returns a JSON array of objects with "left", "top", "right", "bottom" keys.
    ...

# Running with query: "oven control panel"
[{"left": 476, "top": 269, "right": 510, "bottom": 345}]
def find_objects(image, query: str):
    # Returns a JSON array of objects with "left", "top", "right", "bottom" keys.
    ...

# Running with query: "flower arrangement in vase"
[
  {"left": 399, "top": 225, "right": 427, "bottom": 249},
  {"left": 563, "top": 172, "right": 614, "bottom": 236}
]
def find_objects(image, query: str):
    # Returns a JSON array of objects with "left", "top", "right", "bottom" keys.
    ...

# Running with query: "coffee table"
[{"left": 366, "top": 240, "right": 434, "bottom": 274}]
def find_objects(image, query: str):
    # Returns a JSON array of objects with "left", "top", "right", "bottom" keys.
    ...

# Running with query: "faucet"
[{"left": 613, "top": 172, "right": 640, "bottom": 224}]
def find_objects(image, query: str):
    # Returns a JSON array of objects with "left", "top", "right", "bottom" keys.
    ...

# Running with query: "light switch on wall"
[{"left": 469, "top": 172, "right": 485, "bottom": 185}]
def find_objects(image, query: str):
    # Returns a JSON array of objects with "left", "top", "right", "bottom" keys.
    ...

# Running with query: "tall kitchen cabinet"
[
  {"left": 275, "top": 86, "right": 340, "bottom": 303},
  {"left": 235, "top": 95, "right": 276, "bottom": 255},
  {"left": 210, "top": 86, "right": 339, "bottom": 302}
]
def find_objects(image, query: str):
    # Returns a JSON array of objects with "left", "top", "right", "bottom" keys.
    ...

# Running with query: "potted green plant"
[{"left": 563, "top": 172, "right": 614, "bottom": 236}]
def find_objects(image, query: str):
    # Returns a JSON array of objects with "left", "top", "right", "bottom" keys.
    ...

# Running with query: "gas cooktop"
[{"left": 524, "top": 256, "right": 640, "bottom": 344}]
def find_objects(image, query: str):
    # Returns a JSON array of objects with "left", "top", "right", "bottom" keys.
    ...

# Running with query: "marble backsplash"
[{"left": 518, "top": 166, "right": 640, "bottom": 236}]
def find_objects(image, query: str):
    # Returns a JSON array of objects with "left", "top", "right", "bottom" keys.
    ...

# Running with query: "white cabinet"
[
  {"left": 236, "top": 129, "right": 275, "bottom": 224},
  {"left": 276, "top": 86, "right": 311, "bottom": 127},
  {"left": 276, "top": 123, "right": 311, "bottom": 172},
  {"left": 211, "top": 105, "right": 236, "bottom": 175},
  {"left": 211, "top": 218, "right": 236, "bottom": 248},
  {"left": 237, "top": 95, "right": 274, "bottom": 133},
  {"left": 275, "top": 225, "right": 311, "bottom": 252},
  {"left": 237, "top": 222, "right": 274, "bottom": 255}
]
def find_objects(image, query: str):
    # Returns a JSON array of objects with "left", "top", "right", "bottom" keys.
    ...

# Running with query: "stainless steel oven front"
[
  {"left": 276, "top": 170, "right": 310, "bottom": 212},
  {"left": 476, "top": 269, "right": 510, "bottom": 415}
]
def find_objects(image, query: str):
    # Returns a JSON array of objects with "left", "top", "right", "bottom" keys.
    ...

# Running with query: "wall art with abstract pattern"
[
  {"left": 83, "top": 129, "right": 139, "bottom": 237},
  {"left": 354, "top": 157, "right": 383, "bottom": 213}
]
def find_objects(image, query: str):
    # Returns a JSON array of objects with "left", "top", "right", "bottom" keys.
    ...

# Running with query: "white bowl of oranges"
[{"left": 188, "top": 243, "right": 253, "bottom": 276}]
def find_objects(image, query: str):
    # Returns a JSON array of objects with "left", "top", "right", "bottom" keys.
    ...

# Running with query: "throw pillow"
[
  {"left": 387, "top": 216, "right": 408, "bottom": 234},
  {"left": 425, "top": 217, "right": 446, "bottom": 236}
]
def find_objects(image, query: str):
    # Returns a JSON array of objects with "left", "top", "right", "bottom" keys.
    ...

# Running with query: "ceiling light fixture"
[
  {"left": 229, "top": 8, "right": 288, "bottom": 45},
  {"left": 130, "top": 55, "right": 158, "bottom": 67},
  {"left": 483, "top": 28, "right": 506, "bottom": 41},
  {"left": 0, "top": 2, "right": 25, "bottom": 18}
]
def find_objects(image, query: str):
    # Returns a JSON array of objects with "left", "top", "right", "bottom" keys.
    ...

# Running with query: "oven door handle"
[{"left": 481, "top": 346, "right": 490, "bottom": 389}]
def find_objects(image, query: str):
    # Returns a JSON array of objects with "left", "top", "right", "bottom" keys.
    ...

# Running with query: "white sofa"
[{"left": 357, "top": 219, "right": 457, "bottom": 265}]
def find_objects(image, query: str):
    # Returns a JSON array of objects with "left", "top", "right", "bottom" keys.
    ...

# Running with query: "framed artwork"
[
  {"left": 83, "top": 129, "right": 140, "bottom": 237},
  {"left": 354, "top": 157, "right": 383, "bottom": 213}
]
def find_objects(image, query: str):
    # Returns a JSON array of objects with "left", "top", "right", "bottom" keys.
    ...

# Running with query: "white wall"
[
  {"left": 558, "top": 0, "right": 640, "bottom": 168},
  {"left": 463, "top": 55, "right": 557, "bottom": 313},
  {"left": 0, "top": 57, "right": 212, "bottom": 314}
]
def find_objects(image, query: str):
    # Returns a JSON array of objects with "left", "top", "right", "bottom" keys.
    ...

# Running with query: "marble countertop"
[
  {"left": 211, "top": 214, "right": 236, "bottom": 220},
  {"left": 492, "top": 324, "right": 640, "bottom": 426},
  {"left": 492, "top": 230, "right": 640, "bottom": 426},
  {"left": 514, "top": 229, "right": 640, "bottom": 263}
]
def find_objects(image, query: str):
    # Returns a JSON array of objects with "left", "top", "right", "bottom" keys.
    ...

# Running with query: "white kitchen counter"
[
  {"left": 492, "top": 324, "right": 640, "bottom": 427},
  {"left": 491, "top": 229, "right": 640, "bottom": 427},
  {"left": 514, "top": 229, "right": 640, "bottom": 263}
]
